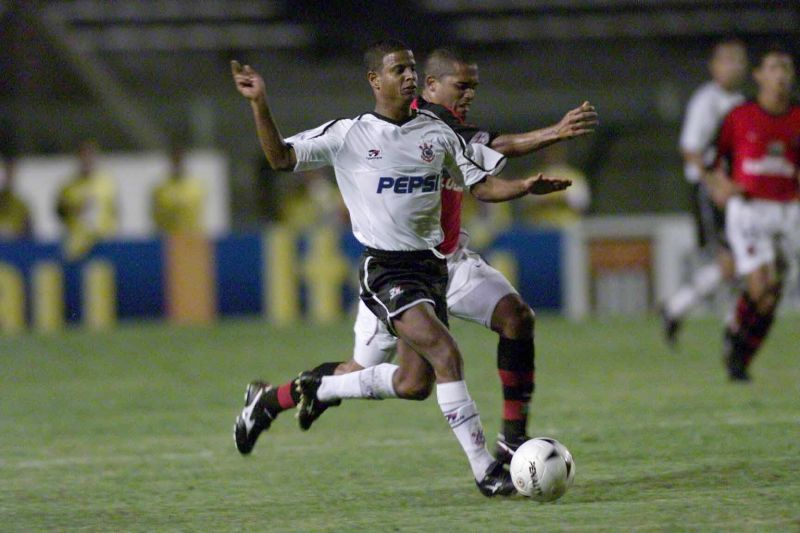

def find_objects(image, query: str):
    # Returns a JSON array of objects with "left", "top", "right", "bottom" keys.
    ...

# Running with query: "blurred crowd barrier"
[
  {"left": 0, "top": 226, "right": 557, "bottom": 332},
  {"left": 13, "top": 151, "right": 230, "bottom": 239},
  {"left": 5, "top": 215, "right": 797, "bottom": 334}
]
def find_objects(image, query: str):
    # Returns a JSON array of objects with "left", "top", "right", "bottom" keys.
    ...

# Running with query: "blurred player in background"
[
  {"left": 56, "top": 140, "right": 117, "bottom": 259},
  {"left": 231, "top": 40, "right": 574, "bottom": 496},
  {"left": 521, "top": 143, "right": 591, "bottom": 227},
  {"left": 0, "top": 154, "right": 31, "bottom": 239},
  {"left": 239, "top": 48, "right": 597, "bottom": 465},
  {"left": 278, "top": 168, "right": 347, "bottom": 231},
  {"left": 152, "top": 145, "right": 206, "bottom": 234},
  {"left": 711, "top": 47, "right": 799, "bottom": 381},
  {"left": 660, "top": 39, "right": 748, "bottom": 347}
]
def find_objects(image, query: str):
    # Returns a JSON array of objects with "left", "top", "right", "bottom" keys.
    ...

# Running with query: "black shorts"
[
  {"left": 691, "top": 182, "right": 728, "bottom": 251},
  {"left": 359, "top": 247, "right": 449, "bottom": 337}
]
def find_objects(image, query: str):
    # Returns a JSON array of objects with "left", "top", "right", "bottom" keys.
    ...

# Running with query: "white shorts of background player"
[
  {"left": 353, "top": 241, "right": 518, "bottom": 368},
  {"left": 726, "top": 196, "right": 800, "bottom": 277}
]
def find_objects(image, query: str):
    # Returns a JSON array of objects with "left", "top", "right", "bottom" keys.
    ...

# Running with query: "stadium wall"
[
  {"left": 3, "top": 217, "right": 797, "bottom": 333},
  {"left": 0, "top": 226, "right": 562, "bottom": 332}
]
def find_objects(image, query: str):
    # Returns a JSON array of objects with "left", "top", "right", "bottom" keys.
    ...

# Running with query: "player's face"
[
  {"left": 374, "top": 50, "right": 418, "bottom": 104},
  {"left": 428, "top": 62, "right": 479, "bottom": 119},
  {"left": 710, "top": 43, "right": 748, "bottom": 90},
  {"left": 754, "top": 53, "right": 795, "bottom": 97}
]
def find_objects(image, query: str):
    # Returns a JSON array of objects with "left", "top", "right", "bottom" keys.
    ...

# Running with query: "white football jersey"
[
  {"left": 679, "top": 81, "right": 744, "bottom": 183},
  {"left": 286, "top": 110, "right": 506, "bottom": 251}
]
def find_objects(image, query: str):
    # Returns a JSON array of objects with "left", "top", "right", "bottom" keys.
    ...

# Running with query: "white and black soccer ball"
[{"left": 509, "top": 437, "right": 575, "bottom": 502}]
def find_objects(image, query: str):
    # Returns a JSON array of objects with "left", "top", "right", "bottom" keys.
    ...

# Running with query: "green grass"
[{"left": 1, "top": 314, "right": 799, "bottom": 531}]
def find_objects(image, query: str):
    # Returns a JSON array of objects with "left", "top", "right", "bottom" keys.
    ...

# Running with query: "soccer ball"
[{"left": 509, "top": 437, "right": 575, "bottom": 501}]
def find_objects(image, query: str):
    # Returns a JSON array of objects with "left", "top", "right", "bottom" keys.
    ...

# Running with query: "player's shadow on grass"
[{"left": 570, "top": 460, "right": 786, "bottom": 503}]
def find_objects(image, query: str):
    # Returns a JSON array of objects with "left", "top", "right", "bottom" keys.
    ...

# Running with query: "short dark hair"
[
  {"left": 714, "top": 37, "right": 746, "bottom": 51},
  {"left": 364, "top": 39, "right": 410, "bottom": 73},
  {"left": 424, "top": 48, "right": 472, "bottom": 80},
  {"left": 756, "top": 44, "right": 793, "bottom": 68}
]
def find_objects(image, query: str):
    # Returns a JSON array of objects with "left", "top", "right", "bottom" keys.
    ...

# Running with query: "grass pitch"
[{"left": 1, "top": 314, "right": 799, "bottom": 531}]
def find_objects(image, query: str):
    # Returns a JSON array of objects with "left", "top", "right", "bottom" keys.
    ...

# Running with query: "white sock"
[
  {"left": 316, "top": 363, "right": 398, "bottom": 402},
  {"left": 666, "top": 263, "right": 723, "bottom": 318},
  {"left": 437, "top": 381, "right": 494, "bottom": 481}
]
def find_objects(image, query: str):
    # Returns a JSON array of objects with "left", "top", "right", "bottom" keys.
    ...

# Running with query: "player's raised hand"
[
  {"left": 555, "top": 101, "right": 599, "bottom": 140},
  {"left": 231, "top": 60, "right": 266, "bottom": 101},
  {"left": 524, "top": 173, "right": 572, "bottom": 195}
]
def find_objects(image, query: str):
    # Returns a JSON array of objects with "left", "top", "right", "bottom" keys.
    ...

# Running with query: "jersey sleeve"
[
  {"left": 679, "top": 89, "right": 717, "bottom": 154},
  {"left": 285, "top": 119, "right": 351, "bottom": 172},
  {"left": 443, "top": 129, "right": 506, "bottom": 188}
]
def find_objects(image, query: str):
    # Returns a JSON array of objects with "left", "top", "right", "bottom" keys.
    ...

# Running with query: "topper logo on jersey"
[
  {"left": 367, "top": 149, "right": 382, "bottom": 160},
  {"left": 376, "top": 175, "right": 440, "bottom": 194}
]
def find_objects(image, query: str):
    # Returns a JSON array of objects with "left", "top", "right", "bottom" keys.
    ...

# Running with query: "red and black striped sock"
[
  {"left": 263, "top": 361, "right": 342, "bottom": 416},
  {"left": 497, "top": 337, "right": 534, "bottom": 441},
  {"left": 727, "top": 294, "right": 776, "bottom": 367}
]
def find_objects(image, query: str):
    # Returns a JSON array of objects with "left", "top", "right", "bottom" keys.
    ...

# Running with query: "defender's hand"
[
  {"left": 706, "top": 169, "right": 742, "bottom": 208},
  {"left": 231, "top": 60, "right": 266, "bottom": 101},
  {"left": 555, "top": 101, "right": 599, "bottom": 140},
  {"left": 525, "top": 173, "right": 572, "bottom": 195}
]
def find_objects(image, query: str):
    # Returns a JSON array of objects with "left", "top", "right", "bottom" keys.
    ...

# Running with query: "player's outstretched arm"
[
  {"left": 471, "top": 174, "right": 571, "bottom": 203},
  {"left": 490, "top": 101, "right": 598, "bottom": 158},
  {"left": 231, "top": 60, "right": 296, "bottom": 171}
]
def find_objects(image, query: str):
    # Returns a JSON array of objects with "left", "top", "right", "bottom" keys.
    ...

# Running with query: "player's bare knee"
[
  {"left": 756, "top": 283, "right": 782, "bottom": 314},
  {"left": 393, "top": 368, "right": 434, "bottom": 400},
  {"left": 398, "top": 380, "right": 433, "bottom": 400},
  {"left": 494, "top": 295, "right": 535, "bottom": 339}
]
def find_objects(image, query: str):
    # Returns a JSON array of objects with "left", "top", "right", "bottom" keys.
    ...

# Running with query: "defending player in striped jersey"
[
  {"left": 660, "top": 39, "right": 748, "bottom": 348},
  {"left": 710, "top": 47, "right": 800, "bottom": 381},
  {"left": 232, "top": 40, "right": 573, "bottom": 496}
]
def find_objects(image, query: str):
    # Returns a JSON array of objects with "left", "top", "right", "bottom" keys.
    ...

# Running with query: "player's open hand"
[
  {"left": 555, "top": 101, "right": 599, "bottom": 140},
  {"left": 524, "top": 173, "right": 572, "bottom": 195},
  {"left": 231, "top": 60, "right": 266, "bottom": 101}
]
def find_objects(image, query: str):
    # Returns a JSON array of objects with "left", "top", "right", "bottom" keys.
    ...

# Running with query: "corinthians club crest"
[{"left": 419, "top": 142, "right": 435, "bottom": 163}]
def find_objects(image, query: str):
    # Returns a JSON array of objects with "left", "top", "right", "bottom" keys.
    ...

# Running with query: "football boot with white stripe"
[
  {"left": 295, "top": 371, "right": 340, "bottom": 431},
  {"left": 495, "top": 433, "right": 531, "bottom": 466},
  {"left": 234, "top": 381, "right": 274, "bottom": 454},
  {"left": 476, "top": 460, "right": 516, "bottom": 497}
]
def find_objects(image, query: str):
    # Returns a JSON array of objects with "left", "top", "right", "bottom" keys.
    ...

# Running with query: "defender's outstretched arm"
[
  {"left": 471, "top": 174, "right": 571, "bottom": 203},
  {"left": 490, "top": 101, "right": 598, "bottom": 157}
]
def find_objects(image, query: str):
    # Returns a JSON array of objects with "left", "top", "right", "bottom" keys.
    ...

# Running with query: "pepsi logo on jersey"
[{"left": 376, "top": 175, "right": 440, "bottom": 194}]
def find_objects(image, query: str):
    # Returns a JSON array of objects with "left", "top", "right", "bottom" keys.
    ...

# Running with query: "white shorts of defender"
[
  {"left": 353, "top": 241, "right": 518, "bottom": 368},
  {"left": 726, "top": 196, "right": 800, "bottom": 277}
]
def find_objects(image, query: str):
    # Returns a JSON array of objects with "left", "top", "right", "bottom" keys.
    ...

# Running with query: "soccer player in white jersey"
[
  {"left": 236, "top": 48, "right": 597, "bottom": 465},
  {"left": 231, "top": 40, "right": 572, "bottom": 496},
  {"left": 660, "top": 39, "right": 748, "bottom": 347}
]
